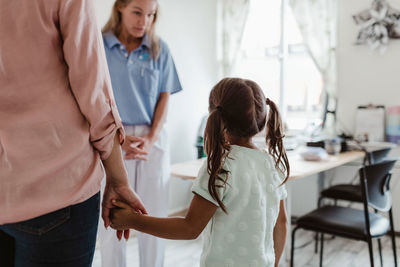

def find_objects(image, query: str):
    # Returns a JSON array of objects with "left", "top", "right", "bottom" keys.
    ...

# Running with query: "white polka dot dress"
[{"left": 192, "top": 145, "right": 287, "bottom": 267}]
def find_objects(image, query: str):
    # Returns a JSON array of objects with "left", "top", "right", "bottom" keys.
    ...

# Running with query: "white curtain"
[
  {"left": 217, "top": 0, "right": 250, "bottom": 77},
  {"left": 289, "top": 0, "right": 338, "bottom": 135}
]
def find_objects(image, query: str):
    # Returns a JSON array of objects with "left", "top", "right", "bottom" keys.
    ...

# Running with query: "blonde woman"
[{"left": 99, "top": 0, "right": 182, "bottom": 267}]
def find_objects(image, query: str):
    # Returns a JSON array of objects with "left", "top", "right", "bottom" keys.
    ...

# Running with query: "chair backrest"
[
  {"left": 359, "top": 159, "right": 396, "bottom": 212},
  {"left": 366, "top": 147, "right": 391, "bottom": 165}
]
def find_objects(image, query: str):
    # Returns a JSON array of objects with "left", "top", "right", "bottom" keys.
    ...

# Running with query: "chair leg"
[
  {"left": 377, "top": 238, "right": 383, "bottom": 267},
  {"left": 391, "top": 230, "right": 398, "bottom": 267},
  {"left": 317, "top": 196, "right": 323, "bottom": 208},
  {"left": 319, "top": 233, "right": 324, "bottom": 267},
  {"left": 315, "top": 197, "right": 324, "bottom": 254},
  {"left": 291, "top": 227, "right": 299, "bottom": 267},
  {"left": 389, "top": 210, "right": 398, "bottom": 267},
  {"left": 367, "top": 238, "right": 375, "bottom": 267}
]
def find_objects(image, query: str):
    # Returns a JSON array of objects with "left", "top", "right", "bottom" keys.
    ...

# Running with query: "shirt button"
[{"left": 124, "top": 53, "right": 128, "bottom": 58}]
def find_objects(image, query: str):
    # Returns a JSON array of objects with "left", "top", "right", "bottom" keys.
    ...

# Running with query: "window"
[{"left": 231, "top": 0, "right": 323, "bottom": 131}]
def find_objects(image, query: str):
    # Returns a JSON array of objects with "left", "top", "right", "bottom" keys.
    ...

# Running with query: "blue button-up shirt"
[{"left": 103, "top": 32, "right": 182, "bottom": 125}]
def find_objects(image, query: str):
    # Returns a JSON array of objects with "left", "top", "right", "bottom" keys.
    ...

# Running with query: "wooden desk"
[{"left": 171, "top": 150, "right": 365, "bottom": 181}]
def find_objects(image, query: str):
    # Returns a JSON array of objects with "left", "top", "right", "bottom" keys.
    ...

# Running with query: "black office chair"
[
  {"left": 318, "top": 147, "right": 392, "bottom": 207},
  {"left": 291, "top": 159, "right": 398, "bottom": 267},
  {"left": 314, "top": 148, "right": 392, "bottom": 253}
]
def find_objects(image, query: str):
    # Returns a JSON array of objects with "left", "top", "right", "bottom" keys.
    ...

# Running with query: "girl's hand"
[
  {"left": 110, "top": 200, "right": 138, "bottom": 231},
  {"left": 122, "top": 136, "right": 148, "bottom": 160}
]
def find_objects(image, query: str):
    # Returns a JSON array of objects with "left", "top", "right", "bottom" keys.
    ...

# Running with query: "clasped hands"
[
  {"left": 102, "top": 182, "right": 146, "bottom": 241},
  {"left": 122, "top": 135, "right": 155, "bottom": 160},
  {"left": 109, "top": 200, "right": 140, "bottom": 233}
]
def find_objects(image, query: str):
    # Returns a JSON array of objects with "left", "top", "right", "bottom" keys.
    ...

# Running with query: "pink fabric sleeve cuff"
[{"left": 92, "top": 100, "right": 125, "bottom": 160}]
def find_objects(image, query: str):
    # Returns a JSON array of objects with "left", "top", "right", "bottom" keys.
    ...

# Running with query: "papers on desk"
[{"left": 298, "top": 147, "right": 329, "bottom": 161}]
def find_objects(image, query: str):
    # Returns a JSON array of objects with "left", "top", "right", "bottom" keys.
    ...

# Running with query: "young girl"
[{"left": 111, "top": 78, "right": 290, "bottom": 267}]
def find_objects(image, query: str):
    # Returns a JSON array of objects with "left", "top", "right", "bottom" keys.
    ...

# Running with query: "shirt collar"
[
  {"left": 141, "top": 34, "right": 151, "bottom": 49},
  {"left": 103, "top": 31, "right": 151, "bottom": 50},
  {"left": 103, "top": 31, "right": 120, "bottom": 49}
]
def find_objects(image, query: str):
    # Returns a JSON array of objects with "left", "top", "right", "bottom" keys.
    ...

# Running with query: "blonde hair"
[{"left": 102, "top": 0, "right": 160, "bottom": 59}]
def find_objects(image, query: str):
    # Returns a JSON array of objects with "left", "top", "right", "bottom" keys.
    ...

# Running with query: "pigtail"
[
  {"left": 204, "top": 107, "right": 230, "bottom": 213},
  {"left": 265, "top": 98, "right": 290, "bottom": 184}
]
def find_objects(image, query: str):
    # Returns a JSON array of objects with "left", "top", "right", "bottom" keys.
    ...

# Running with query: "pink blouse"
[{"left": 0, "top": 0, "right": 124, "bottom": 224}]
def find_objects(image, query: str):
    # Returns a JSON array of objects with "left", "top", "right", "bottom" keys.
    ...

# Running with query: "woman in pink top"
[{"left": 0, "top": 0, "right": 146, "bottom": 266}]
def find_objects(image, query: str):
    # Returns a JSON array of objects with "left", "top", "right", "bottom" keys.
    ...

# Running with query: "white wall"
[
  {"left": 336, "top": 0, "right": 400, "bottom": 230},
  {"left": 95, "top": 0, "right": 219, "bottom": 213},
  {"left": 336, "top": 0, "right": 400, "bottom": 134},
  {"left": 292, "top": 0, "right": 400, "bottom": 225},
  {"left": 158, "top": 0, "right": 218, "bottom": 213}
]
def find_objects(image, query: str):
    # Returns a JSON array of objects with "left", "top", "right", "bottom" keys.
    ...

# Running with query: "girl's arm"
[
  {"left": 273, "top": 200, "right": 287, "bottom": 267},
  {"left": 111, "top": 194, "right": 217, "bottom": 240}
]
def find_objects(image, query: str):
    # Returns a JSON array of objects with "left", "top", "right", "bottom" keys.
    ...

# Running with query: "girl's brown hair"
[
  {"left": 102, "top": 0, "right": 160, "bottom": 59},
  {"left": 204, "top": 78, "right": 290, "bottom": 213}
]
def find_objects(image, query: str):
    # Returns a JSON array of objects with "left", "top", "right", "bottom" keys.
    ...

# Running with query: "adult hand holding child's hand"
[{"left": 110, "top": 200, "right": 138, "bottom": 231}]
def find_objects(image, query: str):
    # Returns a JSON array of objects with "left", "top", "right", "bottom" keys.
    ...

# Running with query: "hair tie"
[
  {"left": 216, "top": 105, "right": 223, "bottom": 112},
  {"left": 266, "top": 98, "right": 271, "bottom": 105}
]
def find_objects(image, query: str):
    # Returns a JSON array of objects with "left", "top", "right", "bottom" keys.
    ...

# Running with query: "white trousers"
[{"left": 98, "top": 125, "right": 170, "bottom": 267}]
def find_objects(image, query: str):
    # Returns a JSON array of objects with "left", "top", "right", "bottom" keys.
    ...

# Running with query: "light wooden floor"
[
  {"left": 290, "top": 230, "right": 399, "bottom": 267},
  {"left": 92, "top": 236, "right": 202, "bottom": 267},
  {"left": 92, "top": 230, "right": 399, "bottom": 267}
]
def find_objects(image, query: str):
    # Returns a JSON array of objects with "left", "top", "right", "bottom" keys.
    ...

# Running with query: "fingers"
[
  {"left": 112, "top": 199, "right": 131, "bottom": 209},
  {"left": 124, "top": 229, "right": 130, "bottom": 241},
  {"left": 102, "top": 207, "right": 110, "bottom": 228},
  {"left": 124, "top": 145, "right": 148, "bottom": 160},
  {"left": 136, "top": 202, "right": 148, "bottom": 215},
  {"left": 112, "top": 198, "right": 146, "bottom": 215},
  {"left": 124, "top": 153, "right": 148, "bottom": 161},
  {"left": 128, "top": 145, "right": 148, "bottom": 155},
  {"left": 126, "top": 136, "right": 146, "bottom": 143},
  {"left": 116, "top": 230, "right": 123, "bottom": 241},
  {"left": 126, "top": 194, "right": 148, "bottom": 215},
  {"left": 113, "top": 229, "right": 129, "bottom": 241}
]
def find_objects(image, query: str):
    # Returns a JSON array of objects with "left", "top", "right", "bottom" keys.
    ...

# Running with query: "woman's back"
[
  {"left": 0, "top": 0, "right": 122, "bottom": 224},
  {"left": 192, "top": 145, "right": 287, "bottom": 267}
]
